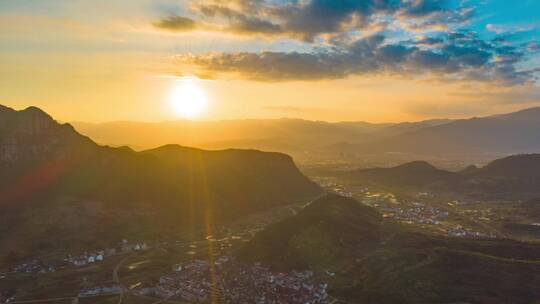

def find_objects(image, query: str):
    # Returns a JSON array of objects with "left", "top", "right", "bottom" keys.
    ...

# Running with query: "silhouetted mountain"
[
  {"left": 344, "top": 154, "right": 540, "bottom": 199},
  {"left": 364, "top": 118, "right": 453, "bottom": 139},
  {"left": 72, "top": 118, "right": 388, "bottom": 153},
  {"left": 337, "top": 107, "right": 540, "bottom": 155},
  {"left": 0, "top": 105, "right": 95, "bottom": 162},
  {"left": 454, "top": 154, "right": 540, "bottom": 199},
  {"left": 474, "top": 154, "right": 540, "bottom": 178},
  {"left": 53, "top": 106, "right": 540, "bottom": 165},
  {"left": 346, "top": 161, "right": 457, "bottom": 187},
  {"left": 72, "top": 117, "right": 454, "bottom": 161},
  {"left": 459, "top": 164, "right": 479, "bottom": 174},
  {"left": 0, "top": 105, "right": 321, "bottom": 263},
  {"left": 240, "top": 194, "right": 540, "bottom": 304}
]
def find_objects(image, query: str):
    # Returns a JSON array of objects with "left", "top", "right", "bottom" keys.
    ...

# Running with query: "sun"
[{"left": 169, "top": 77, "right": 208, "bottom": 118}]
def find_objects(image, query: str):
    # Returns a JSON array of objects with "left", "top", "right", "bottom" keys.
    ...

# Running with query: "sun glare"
[{"left": 169, "top": 77, "right": 208, "bottom": 118}]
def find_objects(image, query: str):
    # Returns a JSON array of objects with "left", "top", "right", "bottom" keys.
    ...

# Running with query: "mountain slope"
[
  {"left": 335, "top": 107, "right": 540, "bottom": 155},
  {"left": 345, "top": 161, "right": 457, "bottom": 187},
  {"left": 0, "top": 105, "right": 321, "bottom": 264},
  {"left": 343, "top": 154, "right": 540, "bottom": 199},
  {"left": 239, "top": 194, "right": 540, "bottom": 304},
  {"left": 238, "top": 194, "right": 382, "bottom": 270}
]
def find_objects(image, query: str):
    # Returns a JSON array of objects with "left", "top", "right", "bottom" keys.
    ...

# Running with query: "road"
[
  {"left": 113, "top": 252, "right": 137, "bottom": 304},
  {"left": 9, "top": 298, "right": 77, "bottom": 304}
]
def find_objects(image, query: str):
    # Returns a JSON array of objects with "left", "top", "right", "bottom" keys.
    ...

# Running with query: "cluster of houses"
[
  {"left": 66, "top": 240, "right": 147, "bottom": 267},
  {"left": 137, "top": 256, "right": 328, "bottom": 303},
  {"left": 78, "top": 283, "right": 122, "bottom": 297},
  {"left": 221, "top": 263, "right": 329, "bottom": 304},
  {"left": 385, "top": 203, "right": 449, "bottom": 225},
  {"left": 446, "top": 226, "right": 495, "bottom": 238},
  {"left": 362, "top": 191, "right": 498, "bottom": 238},
  {"left": 364, "top": 192, "right": 449, "bottom": 225},
  {"left": 10, "top": 259, "right": 56, "bottom": 274},
  {"left": 67, "top": 250, "right": 106, "bottom": 267},
  {"left": 7, "top": 240, "right": 149, "bottom": 276}
]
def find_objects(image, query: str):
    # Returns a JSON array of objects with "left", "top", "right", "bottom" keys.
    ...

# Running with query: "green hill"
[
  {"left": 239, "top": 194, "right": 540, "bottom": 304},
  {"left": 238, "top": 194, "right": 382, "bottom": 270}
]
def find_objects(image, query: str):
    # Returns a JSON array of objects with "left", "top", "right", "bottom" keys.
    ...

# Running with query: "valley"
[{"left": 2, "top": 105, "right": 540, "bottom": 304}]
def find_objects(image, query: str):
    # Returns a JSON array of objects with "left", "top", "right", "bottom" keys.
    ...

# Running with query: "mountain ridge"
[
  {"left": 345, "top": 153, "right": 540, "bottom": 199},
  {"left": 0, "top": 105, "right": 321, "bottom": 264},
  {"left": 68, "top": 106, "right": 540, "bottom": 162},
  {"left": 343, "top": 106, "right": 540, "bottom": 155}
]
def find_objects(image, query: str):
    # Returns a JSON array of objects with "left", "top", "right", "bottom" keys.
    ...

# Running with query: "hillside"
[
  {"left": 0, "top": 105, "right": 321, "bottom": 264},
  {"left": 344, "top": 154, "right": 540, "bottom": 199},
  {"left": 346, "top": 161, "right": 457, "bottom": 187},
  {"left": 338, "top": 107, "right": 540, "bottom": 155},
  {"left": 239, "top": 194, "right": 540, "bottom": 304},
  {"left": 238, "top": 194, "right": 382, "bottom": 270}
]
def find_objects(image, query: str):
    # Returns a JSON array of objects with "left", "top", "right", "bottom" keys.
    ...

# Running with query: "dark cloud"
[
  {"left": 160, "top": 1, "right": 537, "bottom": 85},
  {"left": 153, "top": 15, "right": 197, "bottom": 32},
  {"left": 179, "top": 51, "right": 350, "bottom": 80},
  {"left": 272, "top": 0, "right": 399, "bottom": 41},
  {"left": 178, "top": 31, "right": 537, "bottom": 84},
  {"left": 155, "top": 0, "right": 471, "bottom": 41},
  {"left": 225, "top": 15, "right": 282, "bottom": 35},
  {"left": 415, "top": 36, "right": 444, "bottom": 46},
  {"left": 193, "top": 2, "right": 283, "bottom": 35}
]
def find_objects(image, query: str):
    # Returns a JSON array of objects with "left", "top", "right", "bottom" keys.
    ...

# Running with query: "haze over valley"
[{"left": 73, "top": 106, "right": 540, "bottom": 169}]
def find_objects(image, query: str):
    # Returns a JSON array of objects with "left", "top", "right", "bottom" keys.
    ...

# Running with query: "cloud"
[
  {"left": 153, "top": 15, "right": 197, "bottom": 32},
  {"left": 269, "top": 0, "right": 400, "bottom": 41},
  {"left": 486, "top": 23, "right": 536, "bottom": 35},
  {"left": 177, "top": 31, "right": 537, "bottom": 84},
  {"left": 155, "top": 0, "right": 471, "bottom": 41},
  {"left": 159, "top": 0, "right": 538, "bottom": 85},
  {"left": 178, "top": 51, "right": 349, "bottom": 81}
]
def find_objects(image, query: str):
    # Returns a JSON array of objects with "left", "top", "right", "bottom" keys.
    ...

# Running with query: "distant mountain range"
[
  {"left": 345, "top": 154, "right": 540, "bottom": 199},
  {"left": 240, "top": 194, "right": 540, "bottom": 304},
  {"left": 338, "top": 106, "right": 540, "bottom": 155},
  {"left": 71, "top": 107, "right": 540, "bottom": 161},
  {"left": 0, "top": 105, "right": 320, "bottom": 264},
  {"left": 71, "top": 116, "right": 451, "bottom": 160},
  {"left": 72, "top": 118, "right": 390, "bottom": 153}
]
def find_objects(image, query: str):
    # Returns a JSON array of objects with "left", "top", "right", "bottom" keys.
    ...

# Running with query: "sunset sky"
[{"left": 1, "top": 0, "right": 539, "bottom": 123}]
